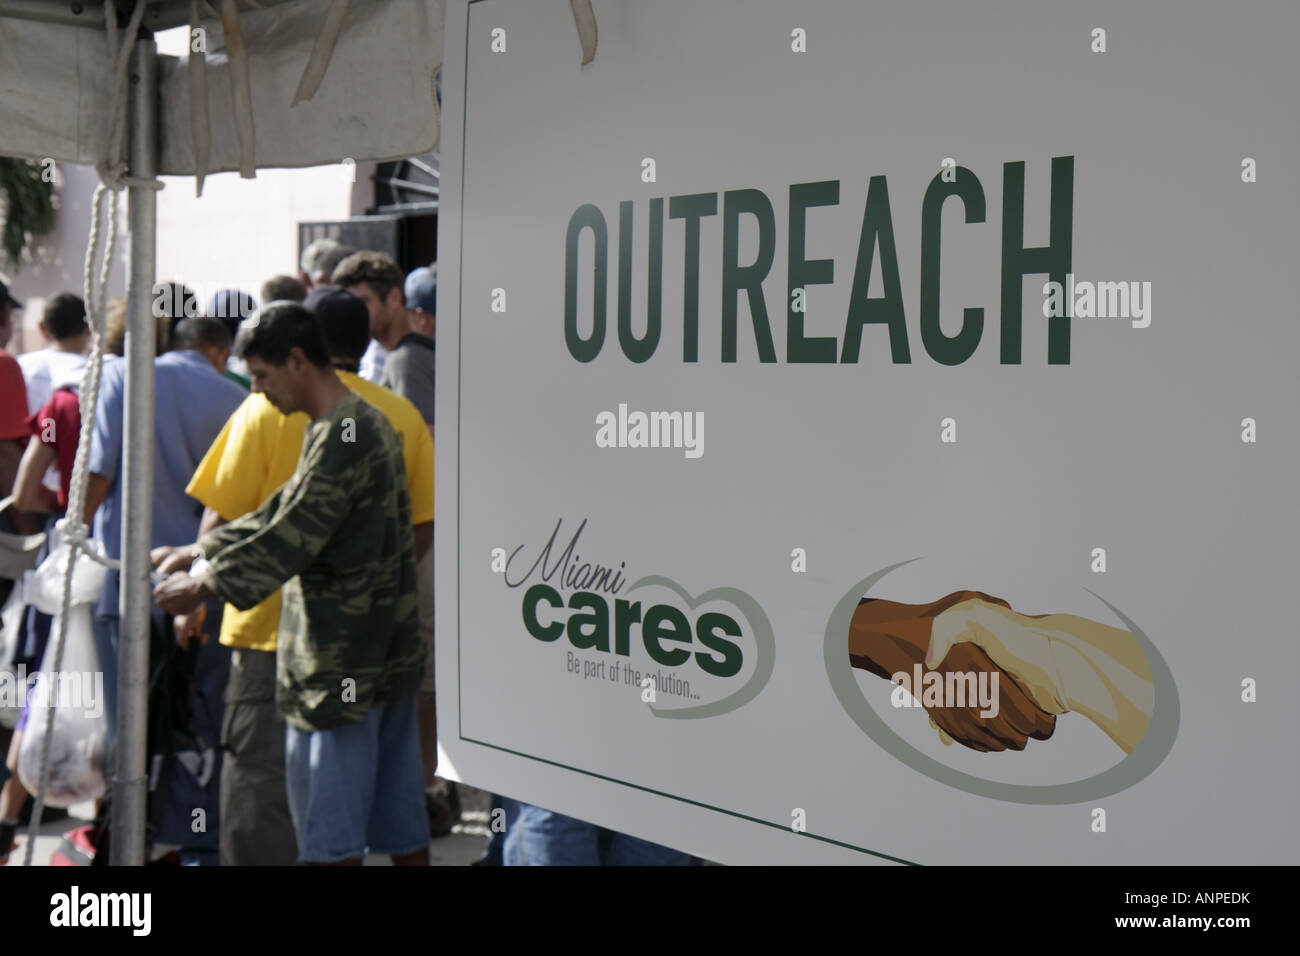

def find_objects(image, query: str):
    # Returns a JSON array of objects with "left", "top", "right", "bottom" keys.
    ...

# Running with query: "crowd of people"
[{"left": 0, "top": 239, "right": 694, "bottom": 866}]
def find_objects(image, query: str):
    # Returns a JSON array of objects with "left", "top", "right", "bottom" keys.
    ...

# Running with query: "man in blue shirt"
[
  {"left": 81, "top": 317, "right": 246, "bottom": 864},
  {"left": 85, "top": 319, "right": 247, "bottom": 563}
]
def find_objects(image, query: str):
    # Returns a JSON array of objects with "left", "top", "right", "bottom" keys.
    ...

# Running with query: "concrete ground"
[{"left": 3, "top": 785, "right": 491, "bottom": 867}]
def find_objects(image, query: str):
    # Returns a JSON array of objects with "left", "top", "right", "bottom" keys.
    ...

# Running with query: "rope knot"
[{"left": 54, "top": 517, "right": 90, "bottom": 548}]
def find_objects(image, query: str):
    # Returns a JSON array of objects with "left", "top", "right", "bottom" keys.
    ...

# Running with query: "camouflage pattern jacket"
[{"left": 198, "top": 393, "right": 423, "bottom": 731}]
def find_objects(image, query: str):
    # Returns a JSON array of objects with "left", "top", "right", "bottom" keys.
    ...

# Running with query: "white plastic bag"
[
  {"left": 17, "top": 603, "right": 107, "bottom": 807},
  {"left": 15, "top": 535, "right": 110, "bottom": 807},
  {"left": 24, "top": 532, "right": 110, "bottom": 616}
]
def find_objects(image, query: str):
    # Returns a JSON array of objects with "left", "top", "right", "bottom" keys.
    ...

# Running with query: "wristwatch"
[{"left": 190, "top": 549, "right": 211, "bottom": 581}]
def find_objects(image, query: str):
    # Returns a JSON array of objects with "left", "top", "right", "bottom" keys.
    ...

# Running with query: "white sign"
[{"left": 436, "top": 0, "right": 1300, "bottom": 864}]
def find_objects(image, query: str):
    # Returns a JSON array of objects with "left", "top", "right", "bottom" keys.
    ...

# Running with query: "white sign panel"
[{"left": 436, "top": 0, "right": 1299, "bottom": 864}]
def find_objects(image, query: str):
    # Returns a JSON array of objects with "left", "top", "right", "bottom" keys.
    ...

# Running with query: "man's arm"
[
  {"left": 0, "top": 436, "right": 24, "bottom": 500},
  {"left": 413, "top": 520, "right": 433, "bottom": 562},
  {"left": 82, "top": 473, "right": 112, "bottom": 528},
  {"left": 84, "top": 362, "right": 124, "bottom": 528},
  {"left": 198, "top": 505, "right": 227, "bottom": 537},
  {"left": 197, "top": 455, "right": 351, "bottom": 613},
  {"left": 0, "top": 436, "right": 44, "bottom": 534},
  {"left": 152, "top": 507, "right": 228, "bottom": 576},
  {"left": 12, "top": 437, "right": 57, "bottom": 513}
]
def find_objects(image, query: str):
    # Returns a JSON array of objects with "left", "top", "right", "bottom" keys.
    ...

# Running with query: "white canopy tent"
[{"left": 0, "top": 0, "right": 450, "bottom": 865}]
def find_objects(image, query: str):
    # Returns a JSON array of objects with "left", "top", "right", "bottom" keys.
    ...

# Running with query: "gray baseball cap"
[{"left": 300, "top": 238, "right": 343, "bottom": 277}]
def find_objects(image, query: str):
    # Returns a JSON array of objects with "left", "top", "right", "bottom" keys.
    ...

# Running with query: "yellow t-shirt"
[{"left": 185, "top": 371, "right": 434, "bottom": 651}]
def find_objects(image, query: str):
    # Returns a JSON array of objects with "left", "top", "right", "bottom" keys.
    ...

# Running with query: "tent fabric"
[
  {"left": 0, "top": 18, "right": 112, "bottom": 167},
  {"left": 0, "top": 0, "right": 443, "bottom": 176},
  {"left": 161, "top": 0, "right": 443, "bottom": 176}
]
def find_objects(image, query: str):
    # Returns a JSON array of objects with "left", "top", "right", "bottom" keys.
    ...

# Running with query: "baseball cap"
[
  {"left": 304, "top": 286, "right": 370, "bottom": 361},
  {"left": 405, "top": 265, "right": 436, "bottom": 313},
  {"left": 0, "top": 277, "right": 22, "bottom": 310},
  {"left": 300, "top": 238, "right": 342, "bottom": 277}
]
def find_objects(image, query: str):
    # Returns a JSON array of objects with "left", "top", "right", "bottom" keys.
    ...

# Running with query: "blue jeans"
[
  {"left": 502, "top": 799, "right": 691, "bottom": 866},
  {"left": 284, "top": 693, "right": 428, "bottom": 863}
]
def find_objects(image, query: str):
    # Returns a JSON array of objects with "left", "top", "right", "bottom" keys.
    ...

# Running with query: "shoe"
[
  {"left": 50, "top": 825, "right": 98, "bottom": 866},
  {"left": 426, "top": 780, "right": 462, "bottom": 838}
]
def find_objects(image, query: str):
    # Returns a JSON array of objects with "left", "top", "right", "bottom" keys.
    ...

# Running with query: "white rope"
[
  {"left": 23, "top": 0, "right": 161, "bottom": 861},
  {"left": 96, "top": 0, "right": 162, "bottom": 193},
  {"left": 22, "top": 183, "right": 123, "bottom": 866}
]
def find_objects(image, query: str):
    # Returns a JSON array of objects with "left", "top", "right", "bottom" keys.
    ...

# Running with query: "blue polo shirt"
[{"left": 89, "top": 350, "right": 247, "bottom": 567}]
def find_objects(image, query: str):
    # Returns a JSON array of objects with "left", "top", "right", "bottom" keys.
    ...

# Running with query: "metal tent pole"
[{"left": 110, "top": 36, "right": 157, "bottom": 867}]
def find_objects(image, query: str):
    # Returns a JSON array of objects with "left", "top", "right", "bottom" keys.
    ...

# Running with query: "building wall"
[
  {"left": 5, "top": 159, "right": 354, "bottom": 355},
  {"left": 155, "top": 163, "right": 354, "bottom": 310},
  {"left": 3, "top": 163, "right": 127, "bottom": 355}
]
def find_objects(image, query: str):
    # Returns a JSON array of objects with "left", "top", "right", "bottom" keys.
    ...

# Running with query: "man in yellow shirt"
[{"left": 184, "top": 288, "right": 433, "bottom": 865}]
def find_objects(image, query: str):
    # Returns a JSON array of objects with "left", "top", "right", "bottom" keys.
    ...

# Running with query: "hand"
[
  {"left": 928, "top": 599, "right": 1069, "bottom": 715},
  {"left": 151, "top": 544, "right": 201, "bottom": 576},
  {"left": 926, "top": 597, "right": 1154, "bottom": 754},
  {"left": 153, "top": 571, "right": 211, "bottom": 616},
  {"left": 848, "top": 590, "right": 1057, "bottom": 752},
  {"left": 174, "top": 607, "right": 207, "bottom": 650}
]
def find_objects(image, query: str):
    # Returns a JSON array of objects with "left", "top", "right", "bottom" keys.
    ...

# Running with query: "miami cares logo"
[{"left": 502, "top": 518, "right": 775, "bottom": 718}]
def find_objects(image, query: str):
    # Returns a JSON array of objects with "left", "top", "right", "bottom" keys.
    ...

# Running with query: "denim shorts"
[{"left": 283, "top": 693, "right": 428, "bottom": 863}]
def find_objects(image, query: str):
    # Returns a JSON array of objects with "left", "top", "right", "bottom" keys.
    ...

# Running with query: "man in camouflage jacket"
[{"left": 154, "top": 302, "right": 429, "bottom": 865}]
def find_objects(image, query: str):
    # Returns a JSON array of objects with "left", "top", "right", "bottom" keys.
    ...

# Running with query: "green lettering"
[
  {"left": 787, "top": 180, "right": 839, "bottom": 363},
  {"left": 617, "top": 198, "right": 663, "bottom": 362},
  {"left": 566, "top": 591, "right": 610, "bottom": 652},
  {"left": 614, "top": 599, "right": 642, "bottom": 657},
  {"left": 642, "top": 604, "right": 692, "bottom": 666},
  {"left": 1000, "top": 156, "right": 1074, "bottom": 364},
  {"left": 564, "top": 203, "right": 608, "bottom": 362},
  {"left": 668, "top": 192, "right": 718, "bottom": 363},
  {"left": 721, "top": 189, "right": 777, "bottom": 363},
  {"left": 842, "top": 175, "right": 909, "bottom": 363},
  {"left": 694, "top": 611, "right": 744, "bottom": 678},
  {"left": 522, "top": 584, "right": 564, "bottom": 642},
  {"left": 920, "top": 165, "right": 986, "bottom": 365}
]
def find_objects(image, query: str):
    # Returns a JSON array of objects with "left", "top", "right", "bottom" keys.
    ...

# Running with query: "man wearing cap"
[
  {"left": 206, "top": 289, "right": 258, "bottom": 389},
  {"left": 176, "top": 288, "right": 433, "bottom": 864},
  {"left": 392, "top": 264, "right": 437, "bottom": 438},
  {"left": 298, "top": 238, "right": 357, "bottom": 292}
]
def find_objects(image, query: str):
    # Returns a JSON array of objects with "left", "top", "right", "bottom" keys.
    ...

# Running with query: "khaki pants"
[{"left": 219, "top": 647, "right": 299, "bottom": 866}]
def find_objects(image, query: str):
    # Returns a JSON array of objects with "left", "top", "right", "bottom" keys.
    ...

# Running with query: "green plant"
[{"left": 0, "top": 157, "right": 56, "bottom": 267}]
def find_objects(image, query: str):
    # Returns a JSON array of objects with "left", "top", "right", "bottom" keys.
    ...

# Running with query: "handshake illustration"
[{"left": 849, "top": 591, "right": 1154, "bottom": 754}]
